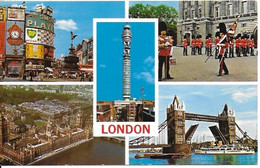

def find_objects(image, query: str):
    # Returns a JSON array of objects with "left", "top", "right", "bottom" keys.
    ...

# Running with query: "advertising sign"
[
  {"left": 44, "top": 46, "right": 54, "bottom": 58},
  {"left": 0, "top": 22, "right": 5, "bottom": 60},
  {"left": 25, "top": 28, "right": 38, "bottom": 43},
  {"left": 25, "top": 28, "right": 54, "bottom": 46},
  {"left": 26, "top": 13, "right": 55, "bottom": 32},
  {"left": 0, "top": 7, "right": 6, "bottom": 21},
  {"left": 7, "top": 60, "right": 22, "bottom": 75},
  {"left": 26, "top": 44, "right": 44, "bottom": 59},
  {"left": 5, "top": 21, "right": 25, "bottom": 56},
  {"left": 7, "top": 7, "right": 25, "bottom": 21}
]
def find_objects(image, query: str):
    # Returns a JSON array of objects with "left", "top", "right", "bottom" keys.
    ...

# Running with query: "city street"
[
  {"left": 163, "top": 47, "right": 257, "bottom": 81},
  {"left": 1, "top": 76, "right": 92, "bottom": 82}
]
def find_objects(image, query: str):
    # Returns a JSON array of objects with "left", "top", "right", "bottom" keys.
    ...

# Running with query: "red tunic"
[
  {"left": 235, "top": 39, "right": 241, "bottom": 48},
  {"left": 158, "top": 35, "right": 172, "bottom": 56},
  {"left": 183, "top": 39, "right": 188, "bottom": 47}
]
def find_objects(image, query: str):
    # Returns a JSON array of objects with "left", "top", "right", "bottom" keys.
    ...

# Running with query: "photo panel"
[
  {"left": 129, "top": 84, "right": 257, "bottom": 165},
  {"left": 94, "top": 18, "right": 158, "bottom": 137}
]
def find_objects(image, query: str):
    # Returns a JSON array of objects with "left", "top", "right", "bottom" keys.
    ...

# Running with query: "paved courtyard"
[{"left": 162, "top": 47, "right": 257, "bottom": 82}]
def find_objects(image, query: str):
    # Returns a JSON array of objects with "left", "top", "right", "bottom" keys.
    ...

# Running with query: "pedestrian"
[
  {"left": 2, "top": 69, "right": 5, "bottom": 81},
  {"left": 158, "top": 21, "right": 173, "bottom": 81},
  {"left": 29, "top": 70, "right": 33, "bottom": 81},
  {"left": 80, "top": 71, "right": 85, "bottom": 82},
  {"left": 182, "top": 35, "right": 188, "bottom": 56},
  {"left": 217, "top": 23, "right": 229, "bottom": 76}
]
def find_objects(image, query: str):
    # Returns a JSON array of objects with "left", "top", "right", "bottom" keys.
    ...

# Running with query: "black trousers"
[
  {"left": 159, "top": 56, "right": 170, "bottom": 79},
  {"left": 183, "top": 47, "right": 187, "bottom": 56},
  {"left": 219, "top": 55, "right": 229, "bottom": 75},
  {"left": 236, "top": 47, "right": 241, "bottom": 57}
]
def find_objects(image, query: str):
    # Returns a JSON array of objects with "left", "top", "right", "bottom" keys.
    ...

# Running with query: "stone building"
[{"left": 177, "top": 0, "right": 257, "bottom": 45}]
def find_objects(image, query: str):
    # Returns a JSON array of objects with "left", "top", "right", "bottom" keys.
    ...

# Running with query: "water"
[
  {"left": 33, "top": 138, "right": 125, "bottom": 165},
  {"left": 129, "top": 152, "right": 258, "bottom": 165}
]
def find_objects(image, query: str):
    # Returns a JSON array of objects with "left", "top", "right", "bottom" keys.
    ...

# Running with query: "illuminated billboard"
[
  {"left": 0, "top": 7, "right": 6, "bottom": 21},
  {"left": 26, "top": 28, "right": 54, "bottom": 46},
  {"left": 26, "top": 44, "right": 44, "bottom": 59},
  {"left": 26, "top": 13, "right": 55, "bottom": 32},
  {"left": 5, "top": 21, "right": 24, "bottom": 56},
  {"left": 0, "top": 22, "right": 5, "bottom": 60},
  {"left": 7, "top": 7, "right": 25, "bottom": 21}
]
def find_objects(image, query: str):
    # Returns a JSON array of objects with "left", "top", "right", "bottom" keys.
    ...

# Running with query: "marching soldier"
[
  {"left": 235, "top": 34, "right": 241, "bottom": 57},
  {"left": 250, "top": 34, "right": 255, "bottom": 56},
  {"left": 158, "top": 21, "right": 173, "bottom": 81},
  {"left": 198, "top": 35, "right": 203, "bottom": 55},
  {"left": 191, "top": 35, "right": 196, "bottom": 55},
  {"left": 205, "top": 35, "right": 209, "bottom": 55},
  {"left": 241, "top": 35, "right": 247, "bottom": 56},
  {"left": 217, "top": 23, "right": 229, "bottom": 76},
  {"left": 215, "top": 32, "right": 220, "bottom": 59},
  {"left": 229, "top": 37, "right": 234, "bottom": 58},
  {"left": 182, "top": 35, "right": 188, "bottom": 56}
]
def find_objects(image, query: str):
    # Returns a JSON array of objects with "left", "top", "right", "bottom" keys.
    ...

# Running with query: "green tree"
[{"left": 129, "top": 4, "right": 178, "bottom": 30}]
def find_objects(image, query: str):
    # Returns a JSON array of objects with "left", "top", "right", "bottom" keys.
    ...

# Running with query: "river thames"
[
  {"left": 129, "top": 152, "right": 258, "bottom": 165},
  {"left": 33, "top": 138, "right": 125, "bottom": 165}
]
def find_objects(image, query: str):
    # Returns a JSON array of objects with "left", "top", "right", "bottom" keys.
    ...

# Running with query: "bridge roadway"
[{"left": 130, "top": 112, "right": 225, "bottom": 146}]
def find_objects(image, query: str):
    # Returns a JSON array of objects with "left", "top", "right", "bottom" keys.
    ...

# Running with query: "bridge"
[{"left": 130, "top": 96, "right": 254, "bottom": 154}]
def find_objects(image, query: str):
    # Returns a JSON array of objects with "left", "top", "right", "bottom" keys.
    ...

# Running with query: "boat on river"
[{"left": 195, "top": 145, "right": 255, "bottom": 155}]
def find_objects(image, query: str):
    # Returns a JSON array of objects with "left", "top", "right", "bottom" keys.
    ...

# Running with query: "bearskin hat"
[
  {"left": 215, "top": 32, "right": 220, "bottom": 38},
  {"left": 159, "top": 21, "right": 167, "bottom": 34},
  {"left": 219, "top": 23, "right": 227, "bottom": 34}
]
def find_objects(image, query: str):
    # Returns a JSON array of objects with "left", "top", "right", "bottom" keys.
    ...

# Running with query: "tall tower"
[
  {"left": 218, "top": 104, "right": 236, "bottom": 144},
  {"left": 122, "top": 24, "right": 132, "bottom": 101}
]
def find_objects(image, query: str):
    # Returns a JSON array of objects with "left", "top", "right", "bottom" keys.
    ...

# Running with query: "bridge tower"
[
  {"left": 218, "top": 104, "right": 236, "bottom": 144},
  {"left": 163, "top": 95, "right": 191, "bottom": 153}
]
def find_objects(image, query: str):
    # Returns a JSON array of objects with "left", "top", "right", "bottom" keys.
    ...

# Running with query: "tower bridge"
[{"left": 129, "top": 95, "right": 254, "bottom": 155}]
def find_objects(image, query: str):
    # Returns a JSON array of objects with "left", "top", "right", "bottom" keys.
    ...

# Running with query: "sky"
[
  {"left": 159, "top": 85, "right": 258, "bottom": 142},
  {"left": 129, "top": 1, "right": 179, "bottom": 9},
  {"left": 97, "top": 22, "right": 155, "bottom": 101},
  {"left": 1, "top": 1, "right": 125, "bottom": 58}
]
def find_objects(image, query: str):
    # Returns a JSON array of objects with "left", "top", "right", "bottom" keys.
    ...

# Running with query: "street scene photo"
[
  {"left": 0, "top": 1, "right": 125, "bottom": 82},
  {"left": 130, "top": 0, "right": 257, "bottom": 81},
  {"left": 129, "top": 85, "right": 257, "bottom": 165},
  {"left": 0, "top": 85, "right": 125, "bottom": 165},
  {"left": 96, "top": 21, "right": 155, "bottom": 122}
]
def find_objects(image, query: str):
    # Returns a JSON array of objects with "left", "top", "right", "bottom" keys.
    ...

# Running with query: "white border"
[{"left": 93, "top": 18, "right": 158, "bottom": 137}]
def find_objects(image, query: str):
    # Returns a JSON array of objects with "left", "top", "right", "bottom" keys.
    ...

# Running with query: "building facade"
[
  {"left": 177, "top": 0, "right": 257, "bottom": 45},
  {"left": 0, "top": 3, "right": 55, "bottom": 76}
]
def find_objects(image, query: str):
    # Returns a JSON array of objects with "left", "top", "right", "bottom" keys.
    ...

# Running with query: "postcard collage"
[{"left": 0, "top": 0, "right": 258, "bottom": 167}]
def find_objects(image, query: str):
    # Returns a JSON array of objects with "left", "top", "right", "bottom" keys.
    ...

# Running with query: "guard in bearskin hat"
[
  {"left": 217, "top": 23, "right": 229, "bottom": 76},
  {"left": 205, "top": 34, "right": 212, "bottom": 56},
  {"left": 158, "top": 21, "right": 173, "bottom": 81},
  {"left": 229, "top": 36, "right": 234, "bottom": 58},
  {"left": 235, "top": 33, "right": 241, "bottom": 57},
  {"left": 191, "top": 35, "right": 196, "bottom": 55},
  {"left": 215, "top": 32, "right": 220, "bottom": 59},
  {"left": 182, "top": 35, "right": 188, "bottom": 56},
  {"left": 250, "top": 34, "right": 255, "bottom": 56}
]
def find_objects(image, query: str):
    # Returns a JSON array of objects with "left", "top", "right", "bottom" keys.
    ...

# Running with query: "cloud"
[
  {"left": 99, "top": 64, "right": 106, "bottom": 68},
  {"left": 55, "top": 19, "right": 78, "bottom": 31},
  {"left": 231, "top": 88, "right": 257, "bottom": 103},
  {"left": 34, "top": 3, "right": 45, "bottom": 9},
  {"left": 235, "top": 111, "right": 257, "bottom": 120},
  {"left": 144, "top": 56, "right": 154, "bottom": 66},
  {"left": 133, "top": 72, "right": 154, "bottom": 84},
  {"left": 191, "top": 92, "right": 203, "bottom": 95},
  {"left": 221, "top": 87, "right": 257, "bottom": 103},
  {"left": 236, "top": 120, "right": 257, "bottom": 139}
]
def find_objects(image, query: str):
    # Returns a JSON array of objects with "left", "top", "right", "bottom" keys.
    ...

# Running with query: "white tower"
[{"left": 122, "top": 24, "right": 132, "bottom": 101}]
